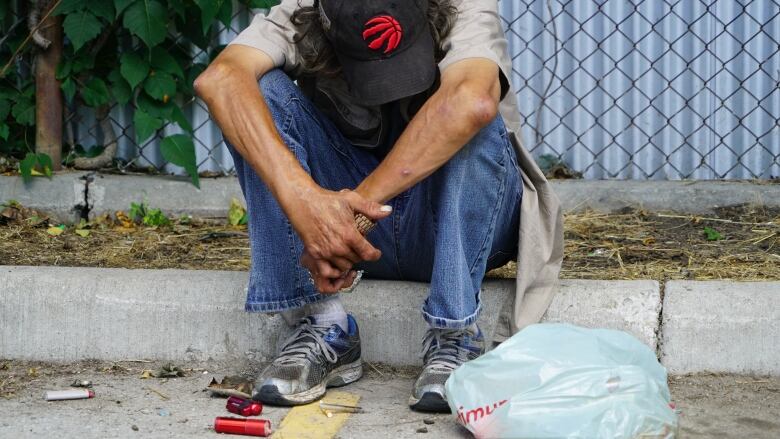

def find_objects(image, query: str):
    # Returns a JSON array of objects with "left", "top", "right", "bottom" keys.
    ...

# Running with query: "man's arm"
[
  {"left": 356, "top": 58, "right": 502, "bottom": 203},
  {"left": 195, "top": 46, "right": 391, "bottom": 292}
]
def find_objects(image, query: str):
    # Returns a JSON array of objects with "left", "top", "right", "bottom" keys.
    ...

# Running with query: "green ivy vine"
[{"left": 0, "top": 0, "right": 279, "bottom": 186}]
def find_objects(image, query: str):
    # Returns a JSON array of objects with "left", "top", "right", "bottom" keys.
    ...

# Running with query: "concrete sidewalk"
[
  {"left": 3, "top": 173, "right": 779, "bottom": 222},
  {"left": 1, "top": 360, "right": 778, "bottom": 439},
  {"left": 2, "top": 265, "right": 778, "bottom": 374}
]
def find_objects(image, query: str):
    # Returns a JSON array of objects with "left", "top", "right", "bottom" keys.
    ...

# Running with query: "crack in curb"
[
  {"left": 656, "top": 281, "right": 666, "bottom": 361},
  {"left": 73, "top": 173, "right": 95, "bottom": 220}
]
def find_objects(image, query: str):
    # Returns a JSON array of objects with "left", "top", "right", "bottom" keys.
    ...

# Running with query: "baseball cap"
[{"left": 318, "top": 0, "right": 436, "bottom": 106}]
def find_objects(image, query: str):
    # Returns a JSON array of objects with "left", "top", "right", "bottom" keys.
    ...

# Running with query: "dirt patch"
[
  {"left": 489, "top": 204, "right": 780, "bottom": 281},
  {"left": 669, "top": 374, "right": 780, "bottom": 438},
  {"left": 1, "top": 203, "right": 778, "bottom": 281}
]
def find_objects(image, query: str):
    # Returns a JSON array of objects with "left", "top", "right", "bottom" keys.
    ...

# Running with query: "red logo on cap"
[{"left": 363, "top": 15, "right": 403, "bottom": 54}]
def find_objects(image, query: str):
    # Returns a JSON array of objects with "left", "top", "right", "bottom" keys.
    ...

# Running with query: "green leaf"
[
  {"left": 109, "top": 70, "right": 132, "bottom": 105},
  {"left": 136, "top": 93, "right": 174, "bottom": 119},
  {"left": 114, "top": 0, "right": 135, "bottom": 17},
  {"left": 703, "top": 226, "right": 723, "bottom": 241},
  {"left": 182, "top": 63, "right": 206, "bottom": 95},
  {"left": 142, "top": 208, "right": 170, "bottom": 226},
  {"left": 160, "top": 134, "right": 200, "bottom": 188},
  {"left": 120, "top": 52, "right": 149, "bottom": 89},
  {"left": 19, "top": 153, "right": 36, "bottom": 183},
  {"left": 129, "top": 201, "right": 147, "bottom": 221},
  {"left": 71, "top": 52, "right": 96, "bottom": 73},
  {"left": 123, "top": 0, "right": 167, "bottom": 47},
  {"left": 245, "top": 0, "right": 280, "bottom": 8},
  {"left": 61, "top": 77, "right": 77, "bottom": 102},
  {"left": 217, "top": 0, "right": 233, "bottom": 28},
  {"left": 56, "top": 59, "right": 72, "bottom": 80},
  {"left": 143, "top": 71, "right": 176, "bottom": 101},
  {"left": 19, "top": 153, "right": 53, "bottom": 183},
  {"left": 228, "top": 198, "right": 246, "bottom": 226},
  {"left": 63, "top": 10, "right": 103, "bottom": 51},
  {"left": 82, "top": 78, "right": 111, "bottom": 107},
  {"left": 111, "top": 76, "right": 132, "bottom": 105},
  {"left": 150, "top": 47, "right": 184, "bottom": 79},
  {"left": 195, "top": 0, "right": 228, "bottom": 34},
  {"left": 90, "top": 0, "right": 115, "bottom": 21},
  {"left": 11, "top": 99, "right": 35, "bottom": 126},
  {"left": 168, "top": 0, "right": 186, "bottom": 20},
  {"left": 0, "top": 99, "right": 9, "bottom": 120},
  {"left": 54, "top": 0, "right": 87, "bottom": 15},
  {"left": 133, "top": 109, "right": 163, "bottom": 143},
  {"left": 37, "top": 153, "right": 54, "bottom": 178},
  {"left": 170, "top": 105, "right": 193, "bottom": 133},
  {"left": 0, "top": 123, "right": 9, "bottom": 141}
]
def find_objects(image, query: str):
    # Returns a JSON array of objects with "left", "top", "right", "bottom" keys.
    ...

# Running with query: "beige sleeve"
[
  {"left": 438, "top": 0, "right": 511, "bottom": 98},
  {"left": 228, "top": 0, "right": 314, "bottom": 72}
]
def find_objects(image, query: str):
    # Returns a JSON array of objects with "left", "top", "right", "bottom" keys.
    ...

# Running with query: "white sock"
[
  {"left": 279, "top": 307, "right": 307, "bottom": 327},
  {"left": 305, "top": 295, "right": 348, "bottom": 332}
]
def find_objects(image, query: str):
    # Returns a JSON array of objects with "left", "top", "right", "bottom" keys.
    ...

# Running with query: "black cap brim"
[{"left": 336, "top": 30, "right": 436, "bottom": 106}]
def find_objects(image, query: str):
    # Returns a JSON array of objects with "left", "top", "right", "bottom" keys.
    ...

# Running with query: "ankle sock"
[
  {"left": 305, "top": 296, "right": 348, "bottom": 332},
  {"left": 279, "top": 307, "right": 307, "bottom": 327}
]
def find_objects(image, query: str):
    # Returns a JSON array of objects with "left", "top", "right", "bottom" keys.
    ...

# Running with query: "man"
[{"left": 195, "top": 0, "right": 563, "bottom": 412}]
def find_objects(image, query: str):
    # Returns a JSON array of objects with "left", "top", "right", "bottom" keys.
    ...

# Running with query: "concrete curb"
[
  {"left": 660, "top": 281, "right": 780, "bottom": 375},
  {"left": 1, "top": 266, "right": 660, "bottom": 366},
  {"left": 2, "top": 174, "right": 779, "bottom": 222}
]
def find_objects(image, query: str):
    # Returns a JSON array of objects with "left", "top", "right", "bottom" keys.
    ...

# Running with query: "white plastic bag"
[{"left": 445, "top": 323, "right": 678, "bottom": 438}]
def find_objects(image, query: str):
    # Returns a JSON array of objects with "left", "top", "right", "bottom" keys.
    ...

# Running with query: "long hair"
[{"left": 290, "top": 0, "right": 457, "bottom": 76}]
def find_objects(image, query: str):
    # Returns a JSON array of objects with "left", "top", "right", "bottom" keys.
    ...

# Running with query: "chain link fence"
[
  {"left": 7, "top": 1, "right": 780, "bottom": 180},
  {"left": 503, "top": 0, "right": 780, "bottom": 179},
  {"left": 63, "top": 5, "right": 256, "bottom": 177}
]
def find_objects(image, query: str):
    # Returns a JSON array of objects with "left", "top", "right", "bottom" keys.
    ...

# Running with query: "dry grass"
[
  {"left": 1, "top": 203, "right": 778, "bottom": 281},
  {"left": 488, "top": 204, "right": 780, "bottom": 281}
]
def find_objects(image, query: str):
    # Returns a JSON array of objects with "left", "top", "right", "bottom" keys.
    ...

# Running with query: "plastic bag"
[{"left": 445, "top": 323, "right": 678, "bottom": 438}]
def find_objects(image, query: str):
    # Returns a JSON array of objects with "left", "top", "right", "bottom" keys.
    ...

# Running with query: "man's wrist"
[{"left": 274, "top": 172, "right": 321, "bottom": 213}]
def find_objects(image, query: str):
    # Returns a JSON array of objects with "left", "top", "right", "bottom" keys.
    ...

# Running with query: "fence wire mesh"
[
  {"left": 503, "top": 0, "right": 780, "bottom": 179},
  {"left": 62, "top": 5, "right": 254, "bottom": 177},
  {"left": 7, "top": 1, "right": 780, "bottom": 180}
]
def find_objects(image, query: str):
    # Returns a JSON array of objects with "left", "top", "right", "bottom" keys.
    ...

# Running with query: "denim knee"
[
  {"left": 258, "top": 69, "right": 300, "bottom": 109},
  {"left": 432, "top": 115, "right": 511, "bottom": 184}
]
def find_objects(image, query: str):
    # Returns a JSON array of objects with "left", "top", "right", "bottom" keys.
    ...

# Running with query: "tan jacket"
[{"left": 229, "top": 0, "right": 564, "bottom": 342}]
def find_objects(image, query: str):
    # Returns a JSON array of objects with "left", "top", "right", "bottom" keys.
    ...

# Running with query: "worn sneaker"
[
  {"left": 253, "top": 314, "right": 362, "bottom": 405},
  {"left": 409, "top": 325, "right": 485, "bottom": 412}
]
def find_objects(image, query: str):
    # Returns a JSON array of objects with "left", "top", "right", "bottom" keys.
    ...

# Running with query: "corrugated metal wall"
[
  {"left": 82, "top": 1, "right": 780, "bottom": 179},
  {"left": 502, "top": 0, "right": 780, "bottom": 179}
]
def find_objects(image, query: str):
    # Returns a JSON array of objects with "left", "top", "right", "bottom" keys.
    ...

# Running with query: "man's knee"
[
  {"left": 441, "top": 115, "right": 509, "bottom": 173},
  {"left": 258, "top": 69, "right": 299, "bottom": 107}
]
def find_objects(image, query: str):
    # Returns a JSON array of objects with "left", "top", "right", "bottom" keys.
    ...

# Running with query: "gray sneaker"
[
  {"left": 253, "top": 314, "right": 362, "bottom": 405},
  {"left": 409, "top": 325, "right": 485, "bottom": 412}
]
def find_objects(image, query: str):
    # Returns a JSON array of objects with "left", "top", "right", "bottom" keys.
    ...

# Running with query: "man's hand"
[{"left": 292, "top": 188, "right": 392, "bottom": 294}]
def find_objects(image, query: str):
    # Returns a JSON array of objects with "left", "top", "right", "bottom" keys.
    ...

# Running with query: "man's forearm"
[
  {"left": 356, "top": 59, "right": 501, "bottom": 203},
  {"left": 195, "top": 47, "right": 317, "bottom": 215}
]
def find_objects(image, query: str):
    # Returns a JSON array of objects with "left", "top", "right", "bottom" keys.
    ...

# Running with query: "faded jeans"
[{"left": 227, "top": 69, "right": 522, "bottom": 329}]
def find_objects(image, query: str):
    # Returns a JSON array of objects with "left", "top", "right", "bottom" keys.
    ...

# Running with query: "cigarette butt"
[{"left": 44, "top": 389, "right": 95, "bottom": 401}]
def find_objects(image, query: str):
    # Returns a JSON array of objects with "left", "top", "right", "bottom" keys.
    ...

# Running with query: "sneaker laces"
[
  {"left": 421, "top": 329, "right": 473, "bottom": 373},
  {"left": 275, "top": 318, "right": 338, "bottom": 366}
]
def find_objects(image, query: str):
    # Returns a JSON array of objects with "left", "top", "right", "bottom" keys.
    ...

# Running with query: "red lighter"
[
  {"left": 214, "top": 417, "right": 272, "bottom": 437},
  {"left": 226, "top": 396, "right": 263, "bottom": 417}
]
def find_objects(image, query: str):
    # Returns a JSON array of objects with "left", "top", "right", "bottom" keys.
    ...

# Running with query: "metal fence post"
[{"left": 34, "top": 0, "right": 63, "bottom": 170}]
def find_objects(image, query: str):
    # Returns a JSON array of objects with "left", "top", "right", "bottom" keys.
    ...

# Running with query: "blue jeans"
[{"left": 227, "top": 70, "right": 522, "bottom": 329}]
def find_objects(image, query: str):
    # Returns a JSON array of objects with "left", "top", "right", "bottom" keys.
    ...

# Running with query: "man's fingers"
[
  {"left": 335, "top": 256, "right": 355, "bottom": 272},
  {"left": 347, "top": 232, "right": 382, "bottom": 261},
  {"left": 346, "top": 191, "right": 392, "bottom": 222},
  {"left": 315, "top": 259, "right": 342, "bottom": 279}
]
